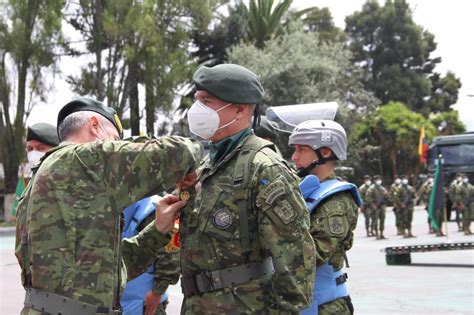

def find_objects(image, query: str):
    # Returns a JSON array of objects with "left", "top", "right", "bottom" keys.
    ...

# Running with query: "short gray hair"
[{"left": 58, "top": 111, "right": 103, "bottom": 141}]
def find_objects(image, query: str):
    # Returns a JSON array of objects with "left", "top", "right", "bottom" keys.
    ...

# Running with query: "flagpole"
[{"left": 439, "top": 155, "right": 450, "bottom": 241}]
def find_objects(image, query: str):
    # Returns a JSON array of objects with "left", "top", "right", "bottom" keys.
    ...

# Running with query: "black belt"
[
  {"left": 181, "top": 256, "right": 274, "bottom": 297},
  {"left": 24, "top": 289, "right": 121, "bottom": 315}
]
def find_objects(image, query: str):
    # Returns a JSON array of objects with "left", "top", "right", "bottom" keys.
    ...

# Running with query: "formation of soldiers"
[{"left": 359, "top": 172, "right": 474, "bottom": 239}]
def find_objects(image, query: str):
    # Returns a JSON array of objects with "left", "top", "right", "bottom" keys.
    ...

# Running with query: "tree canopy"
[{"left": 345, "top": 0, "right": 461, "bottom": 116}]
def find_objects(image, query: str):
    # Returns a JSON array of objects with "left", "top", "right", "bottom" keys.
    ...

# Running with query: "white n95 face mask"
[
  {"left": 187, "top": 100, "right": 235, "bottom": 139},
  {"left": 27, "top": 150, "right": 45, "bottom": 166}
]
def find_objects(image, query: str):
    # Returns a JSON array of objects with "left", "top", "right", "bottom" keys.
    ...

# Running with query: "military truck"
[{"left": 428, "top": 133, "right": 474, "bottom": 219}]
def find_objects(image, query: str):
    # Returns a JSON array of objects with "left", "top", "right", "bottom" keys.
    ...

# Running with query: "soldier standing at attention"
[
  {"left": 465, "top": 178, "right": 474, "bottom": 235},
  {"left": 359, "top": 175, "right": 372, "bottom": 237},
  {"left": 417, "top": 174, "right": 434, "bottom": 234},
  {"left": 389, "top": 176, "right": 402, "bottom": 235},
  {"left": 159, "top": 64, "right": 316, "bottom": 314},
  {"left": 366, "top": 175, "right": 388, "bottom": 239},
  {"left": 453, "top": 174, "right": 470, "bottom": 235},
  {"left": 396, "top": 175, "right": 416, "bottom": 238},
  {"left": 289, "top": 120, "right": 361, "bottom": 315},
  {"left": 15, "top": 98, "right": 202, "bottom": 315},
  {"left": 450, "top": 173, "right": 465, "bottom": 232}
]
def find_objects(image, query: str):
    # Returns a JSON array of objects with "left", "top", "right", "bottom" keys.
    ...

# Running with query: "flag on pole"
[
  {"left": 11, "top": 175, "right": 26, "bottom": 216},
  {"left": 418, "top": 126, "right": 428, "bottom": 164},
  {"left": 428, "top": 156, "right": 445, "bottom": 231}
]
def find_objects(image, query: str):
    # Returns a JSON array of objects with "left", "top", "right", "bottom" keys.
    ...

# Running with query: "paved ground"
[{"left": 1, "top": 207, "right": 473, "bottom": 314}]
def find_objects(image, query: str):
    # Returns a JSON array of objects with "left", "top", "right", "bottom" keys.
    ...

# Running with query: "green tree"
[
  {"left": 245, "top": 0, "right": 292, "bottom": 49},
  {"left": 295, "top": 6, "right": 346, "bottom": 43},
  {"left": 349, "top": 102, "right": 436, "bottom": 182},
  {"left": 67, "top": 0, "right": 214, "bottom": 135},
  {"left": 0, "top": 0, "right": 63, "bottom": 193},
  {"left": 345, "top": 0, "right": 461, "bottom": 115},
  {"left": 430, "top": 110, "right": 466, "bottom": 136},
  {"left": 192, "top": 1, "right": 247, "bottom": 67}
]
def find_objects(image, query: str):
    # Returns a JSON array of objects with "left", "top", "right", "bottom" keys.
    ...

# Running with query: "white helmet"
[{"left": 288, "top": 120, "right": 348, "bottom": 160}]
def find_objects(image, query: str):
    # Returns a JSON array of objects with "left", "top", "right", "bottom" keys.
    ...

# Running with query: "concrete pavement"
[{"left": 1, "top": 207, "right": 473, "bottom": 314}]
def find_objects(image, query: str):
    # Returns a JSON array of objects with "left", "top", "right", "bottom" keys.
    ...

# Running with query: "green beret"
[
  {"left": 255, "top": 116, "right": 278, "bottom": 140},
  {"left": 27, "top": 123, "right": 60, "bottom": 146},
  {"left": 57, "top": 97, "right": 123, "bottom": 139},
  {"left": 193, "top": 64, "right": 264, "bottom": 104}
]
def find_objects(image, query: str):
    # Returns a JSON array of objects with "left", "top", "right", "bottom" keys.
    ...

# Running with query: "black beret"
[
  {"left": 364, "top": 175, "right": 371, "bottom": 180},
  {"left": 193, "top": 64, "right": 264, "bottom": 104},
  {"left": 57, "top": 97, "right": 123, "bottom": 139},
  {"left": 255, "top": 116, "right": 278, "bottom": 140},
  {"left": 27, "top": 123, "right": 60, "bottom": 146}
]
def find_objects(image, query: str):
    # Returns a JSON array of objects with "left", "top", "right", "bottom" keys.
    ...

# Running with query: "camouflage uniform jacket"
[
  {"left": 137, "top": 212, "right": 180, "bottom": 297},
  {"left": 453, "top": 182, "right": 470, "bottom": 205},
  {"left": 418, "top": 180, "right": 434, "bottom": 206},
  {"left": 358, "top": 183, "right": 370, "bottom": 204},
  {"left": 389, "top": 183, "right": 400, "bottom": 205},
  {"left": 180, "top": 133, "right": 316, "bottom": 314},
  {"left": 394, "top": 184, "right": 415, "bottom": 207},
  {"left": 15, "top": 136, "right": 202, "bottom": 314},
  {"left": 365, "top": 184, "right": 388, "bottom": 209},
  {"left": 311, "top": 176, "right": 359, "bottom": 270}
]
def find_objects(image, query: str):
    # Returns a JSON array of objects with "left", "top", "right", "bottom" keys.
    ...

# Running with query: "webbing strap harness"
[{"left": 232, "top": 136, "right": 275, "bottom": 260}]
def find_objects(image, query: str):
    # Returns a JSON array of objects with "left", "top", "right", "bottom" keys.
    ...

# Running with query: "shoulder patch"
[
  {"left": 328, "top": 217, "right": 344, "bottom": 235},
  {"left": 259, "top": 176, "right": 287, "bottom": 205},
  {"left": 273, "top": 200, "right": 297, "bottom": 225}
]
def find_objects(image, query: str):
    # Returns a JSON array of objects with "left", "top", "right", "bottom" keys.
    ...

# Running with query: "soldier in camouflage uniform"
[
  {"left": 417, "top": 174, "right": 434, "bottom": 234},
  {"left": 289, "top": 120, "right": 360, "bottom": 315},
  {"left": 389, "top": 176, "right": 402, "bottom": 235},
  {"left": 161, "top": 64, "right": 315, "bottom": 314},
  {"left": 366, "top": 175, "right": 388, "bottom": 239},
  {"left": 359, "top": 175, "right": 372, "bottom": 237},
  {"left": 395, "top": 175, "right": 416, "bottom": 238},
  {"left": 15, "top": 98, "right": 202, "bottom": 315},
  {"left": 465, "top": 178, "right": 474, "bottom": 235},
  {"left": 453, "top": 175, "right": 471, "bottom": 235},
  {"left": 25, "top": 123, "right": 60, "bottom": 178},
  {"left": 255, "top": 115, "right": 282, "bottom": 156},
  {"left": 449, "top": 174, "right": 464, "bottom": 231}
]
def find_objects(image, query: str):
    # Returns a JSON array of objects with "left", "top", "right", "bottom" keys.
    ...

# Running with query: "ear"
[
  {"left": 320, "top": 147, "right": 333, "bottom": 158},
  {"left": 90, "top": 116, "right": 100, "bottom": 136},
  {"left": 235, "top": 104, "right": 246, "bottom": 119}
]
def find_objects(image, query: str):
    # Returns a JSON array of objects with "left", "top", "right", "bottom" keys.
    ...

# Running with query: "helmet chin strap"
[{"left": 296, "top": 148, "right": 337, "bottom": 178}]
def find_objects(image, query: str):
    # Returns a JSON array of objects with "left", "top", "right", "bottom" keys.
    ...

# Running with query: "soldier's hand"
[
  {"left": 144, "top": 290, "right": 161, "bottom": 315},
  {"left": 177, "top": 171, "right": 197, "bottom": 190},
  {"left": 155, "top": 194, "right": 186, "bottom": 234}
]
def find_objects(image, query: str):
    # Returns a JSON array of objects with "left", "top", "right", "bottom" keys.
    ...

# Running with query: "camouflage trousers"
[
  {"left": 370, "top": 206, "right": 386, "bottom": 232},
  {"left": 319, "top": 296, "right": 354, "bottom": 315},
  {"left": 462, "top": 204, "right": 474, "bottom": 231},
  {"left": 399, "top": 206, "right": 414, "bottom": 230},
  {"left": 363, "top": 209, "right": 371, "bottom": 230}
]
